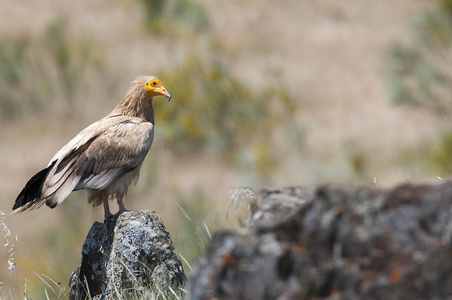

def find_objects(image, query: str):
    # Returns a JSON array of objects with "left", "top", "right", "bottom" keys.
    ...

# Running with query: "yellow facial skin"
[{"left": 145, "top": 79, "right": 171, "bottom": 101}]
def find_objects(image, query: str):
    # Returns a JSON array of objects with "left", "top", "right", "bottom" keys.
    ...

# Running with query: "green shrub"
[
  {"left": 386, "top": 0, "right": 452, "bottom": 117},
  {"left": 138, "top": 0, "right": 209, "bottom": 34},
  {"left": 0, "top": 39, "right": 25, "bottom": 85},
  {"left": 0, "top": 15, "right": 102, "bottom": 121},
  {"left": 429, "top": 131, "right": 452, "bottom": 176},
  {"left": 44, "top": 15, "right": 102, "bottom": 99},
  {"left": 348, "top": 150, "right": 368, "bottom": 178},
  {"left": 155, "top": 54, "right": 296, "bottom": 179}
]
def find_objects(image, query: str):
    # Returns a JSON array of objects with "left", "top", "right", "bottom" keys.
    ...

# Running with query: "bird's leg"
[
  {"left": 117, "top": 198, "right": 128, "bottom": 215},
  {"left": 108, "top": 195, "right": 128, "bottom": 219},
  {"left": 103, "top": 193, "right": 113, "bottom": 221}
]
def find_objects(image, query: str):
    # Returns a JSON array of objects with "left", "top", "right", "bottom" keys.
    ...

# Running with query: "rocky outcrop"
[
  {"left": 69, "top": 210, "right": 186, "bottom": 299},
  {"left": 189, "top": 181, "right": 452, "bottom": 299}
]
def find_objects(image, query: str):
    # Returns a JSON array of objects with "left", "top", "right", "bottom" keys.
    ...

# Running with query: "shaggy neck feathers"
[{"left": 112, "top": 77, "right": 155, "bottom": 124}]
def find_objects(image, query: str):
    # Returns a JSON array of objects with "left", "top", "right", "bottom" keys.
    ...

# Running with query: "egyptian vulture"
[{"left": 13, "top": 75, "right": 171, "bottom": 220}]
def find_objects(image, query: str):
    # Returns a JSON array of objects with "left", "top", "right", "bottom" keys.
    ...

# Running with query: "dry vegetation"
[{"left": 0, "top": 0, "right": 448, "bottom": 297}]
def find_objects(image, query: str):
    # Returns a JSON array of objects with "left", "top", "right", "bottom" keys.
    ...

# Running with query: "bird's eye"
[
  {"left": 152, "top": 81, "right": 157, "bottom": 86},
  {"left": 146, "top": 82, "right": 149, "bottom": 86}
]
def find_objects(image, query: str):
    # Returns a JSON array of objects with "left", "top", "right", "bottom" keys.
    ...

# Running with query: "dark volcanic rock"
[
  {"left": 189, "top": 181, "right": 452, "bottom": 300},
  {"left": 69, "top": 210, "right": 186, "bottom": 299}
]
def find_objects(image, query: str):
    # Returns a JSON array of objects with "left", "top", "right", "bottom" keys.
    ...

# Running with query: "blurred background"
[{"left": 0, "top": 0, "right": 450, "bottom": 297}]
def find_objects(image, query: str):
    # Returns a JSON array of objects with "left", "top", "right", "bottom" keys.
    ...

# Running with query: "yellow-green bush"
[
  {"left": 156, "top": 55, "right": 296, "bottom": 174},
  {"left": 429, "top": 131, "right": 452, "bottom": 176}
]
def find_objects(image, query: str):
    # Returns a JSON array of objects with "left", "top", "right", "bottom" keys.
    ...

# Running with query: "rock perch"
[
  {"left": 189, "top": 181, "right": 452, "bottom": 299},
  {"left": 69, "top": 210, "right": 186, "bottom": 299}
]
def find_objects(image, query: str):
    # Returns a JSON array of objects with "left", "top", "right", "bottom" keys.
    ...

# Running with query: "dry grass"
[{"left": 0, "top": 0, "right": 445, "bottom": 297}]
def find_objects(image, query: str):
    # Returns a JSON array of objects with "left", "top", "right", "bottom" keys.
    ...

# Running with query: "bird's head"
[{"left": 144, "top": 77, "right": 171, "bottom": 102}]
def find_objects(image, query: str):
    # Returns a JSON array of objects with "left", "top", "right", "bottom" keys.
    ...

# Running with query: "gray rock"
[
  {"left": 69, "top": 210, "right": 186, "bottom": 299},
  {"left": 189, "top": 181, "right": 452, "bottom": 299}
]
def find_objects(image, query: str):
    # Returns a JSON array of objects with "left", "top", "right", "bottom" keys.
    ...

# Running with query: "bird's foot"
[
  {"left": 112, "top": 209, "right": 129, "bottom": 219},
  {"left": 104, "top": 209, "right": 129, "bottom": 222},
  {"left": 104, "top": 212, "right": 113, "bottom": 222}
]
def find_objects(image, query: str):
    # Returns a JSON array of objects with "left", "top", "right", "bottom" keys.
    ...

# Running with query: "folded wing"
[{"left": 13, "top": 116, "right": 154, "bottom": 213}]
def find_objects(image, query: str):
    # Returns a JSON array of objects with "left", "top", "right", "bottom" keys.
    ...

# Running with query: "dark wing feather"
[{"left": 12, "top": 161, "right": 56, "bottom": 212}]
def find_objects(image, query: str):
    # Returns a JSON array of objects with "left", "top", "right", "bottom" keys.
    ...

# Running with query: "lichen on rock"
[{"left": 69, "top": 210, "right": 186, "bottom": 299}]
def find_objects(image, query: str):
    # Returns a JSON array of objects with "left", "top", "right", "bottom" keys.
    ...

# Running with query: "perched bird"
[{"left": 13, "top": 75, "right": 171, "bottom": 220}]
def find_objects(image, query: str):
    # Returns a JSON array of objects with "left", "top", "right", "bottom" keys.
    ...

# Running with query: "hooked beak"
[
  {"left": 156, "top": 86, "right": 171, "bottom": 102},
  {"left": 164, "top": 92, "right": 171, "bottom": 102}
]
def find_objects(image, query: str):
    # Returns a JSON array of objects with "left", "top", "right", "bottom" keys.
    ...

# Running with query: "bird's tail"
[{"left": 12, "top": 163, "right": 55, "bottom": 214}]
